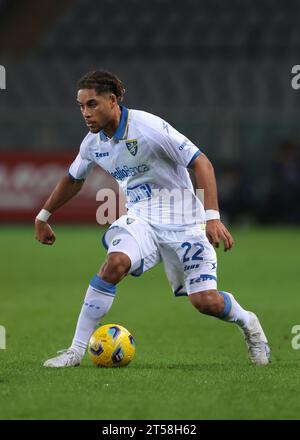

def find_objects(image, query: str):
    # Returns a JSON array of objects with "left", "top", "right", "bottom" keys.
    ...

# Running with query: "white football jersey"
[{"left": 69, "top": 106, "right": 204, "bottom": 228}]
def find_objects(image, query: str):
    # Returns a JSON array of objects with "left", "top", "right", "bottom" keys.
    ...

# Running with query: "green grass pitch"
[{"left": 0, "top": 225, "right": 300, "bottom": 420}]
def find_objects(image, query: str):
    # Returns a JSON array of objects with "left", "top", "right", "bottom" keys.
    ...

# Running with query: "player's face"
[{"left": 77, "top": 89, "right": 117, "bottom": 133}]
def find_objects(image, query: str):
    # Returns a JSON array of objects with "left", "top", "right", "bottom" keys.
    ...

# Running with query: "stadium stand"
[
  {"left": 35, "top": 0, "right": 300, "bottom": 58},
  {"left": 0, "top": 0, "right": 299, "bottom": 113}
]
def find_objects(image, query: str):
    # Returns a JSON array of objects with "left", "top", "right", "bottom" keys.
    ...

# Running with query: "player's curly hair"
[{"left": 77, "top": 70, "right": 125, "bottom": 103}]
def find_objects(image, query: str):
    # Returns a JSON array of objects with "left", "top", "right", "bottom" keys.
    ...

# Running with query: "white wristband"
[
  {"left": 205, "top": 209, "right": 220, "bottom": 221},
  {"left": 36, "top": 209, "right": 51, "bottom": 222}
]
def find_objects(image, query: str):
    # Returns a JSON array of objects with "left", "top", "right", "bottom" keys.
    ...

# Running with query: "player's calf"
[
  {"left": 189, "top": 289, "right": 224, "bottom": 316},
  {"left": 189, "top": 289, "right": 270, "bottom": 365},
  {"left": 189, "top": 290, "right": 251, "bottom": 327},
  {"left": 100, "top": 252, "right": 131, "bottom": 284}
]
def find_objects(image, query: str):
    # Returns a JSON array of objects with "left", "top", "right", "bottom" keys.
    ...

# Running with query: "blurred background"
[{"left": 1, "top": 0, "right": 300, "bottom": 225}]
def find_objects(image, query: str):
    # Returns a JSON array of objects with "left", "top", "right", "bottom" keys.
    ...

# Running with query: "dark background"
[{"left": 1, "top": 0, "right": 300, "bottom": 224}]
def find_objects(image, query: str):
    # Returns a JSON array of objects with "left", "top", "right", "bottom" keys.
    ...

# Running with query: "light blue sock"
[{"left": 218, "top": 291, "right": 251, "bottom": 330}]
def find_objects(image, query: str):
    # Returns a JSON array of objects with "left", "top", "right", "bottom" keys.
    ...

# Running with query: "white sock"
[
  {"left": 218, "top": 291, "right": 251, "bottom": 330},
  {"left": 70, "top": 275, "right": 115, "bottom": 356}
]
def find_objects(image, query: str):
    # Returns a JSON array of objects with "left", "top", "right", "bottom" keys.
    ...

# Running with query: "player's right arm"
[
  {"left": 35, "top": 174, "right": 84, "bottom": 245},
  {"left": 35, "top": 145, "right": 94, "bottom": 245}
]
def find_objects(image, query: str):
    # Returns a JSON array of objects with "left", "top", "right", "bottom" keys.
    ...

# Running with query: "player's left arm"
[{"left": 191, "top": 153, "right": 234, "bottom": 252}]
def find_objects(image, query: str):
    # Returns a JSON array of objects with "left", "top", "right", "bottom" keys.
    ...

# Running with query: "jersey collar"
[{"left": 99, "top": 106, "right": 129, "bottom": 142}]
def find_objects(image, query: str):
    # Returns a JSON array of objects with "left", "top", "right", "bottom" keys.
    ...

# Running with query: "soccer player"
[{"left": 35, "top": 70, "right": 270, "bottom": 368}]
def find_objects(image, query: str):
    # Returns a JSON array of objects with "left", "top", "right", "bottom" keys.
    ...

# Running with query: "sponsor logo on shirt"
[
  {"left": 179, "top": 139, "right": 189, "bottom": 151},
  {"left": 127, "top": 183, "right": 152, "bottom": 205},
  {"left": 110, "top": 164, "right": 149, "bottom": 181}
]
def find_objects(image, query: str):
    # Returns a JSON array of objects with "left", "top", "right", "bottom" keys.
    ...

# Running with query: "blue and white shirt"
[{"left": 69, "top": 106, "right": 204, "bottom": 227}]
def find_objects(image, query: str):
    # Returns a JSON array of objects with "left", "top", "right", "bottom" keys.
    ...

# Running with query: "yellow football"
[{"left": 88, "top": 324, "right": 136, "bottom": 367}]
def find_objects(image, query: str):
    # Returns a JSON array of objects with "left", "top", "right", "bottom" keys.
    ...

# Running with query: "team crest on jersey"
[{"left": 126, "top": 139, "right": 138, "bottom": 156}]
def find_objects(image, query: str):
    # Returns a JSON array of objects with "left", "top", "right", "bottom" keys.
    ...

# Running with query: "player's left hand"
[{"left": 206, "top": 219, "right": 234, "bottom": 252}]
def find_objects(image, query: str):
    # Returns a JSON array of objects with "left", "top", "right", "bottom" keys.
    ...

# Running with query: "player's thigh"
[
  {"left": 102, "top": 215, "right": 161, "bottom": 277},
  {"left": 103, "top": 231, "right": 141, "bottom": 275},
  {"left": 159, "top": 228, "right": 218, "bottom": 297}
]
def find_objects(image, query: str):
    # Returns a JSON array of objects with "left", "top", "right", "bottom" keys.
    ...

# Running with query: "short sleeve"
[
  {"left": 156, "top": 120, "right": 201, "bottom": 168},
  {"left": 68, "top": 152, "right": 94, "bottom": 180},
  {"left": 68, "top": 133, "right": 95, "bottom": 180}
]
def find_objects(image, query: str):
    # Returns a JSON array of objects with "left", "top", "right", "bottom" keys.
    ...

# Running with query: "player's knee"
[
  {"left": 100, "top": 252, "right": 131, "bottom": 284},
  {"left": 189, "top": 290, "right": 224, "bottom": 316}
]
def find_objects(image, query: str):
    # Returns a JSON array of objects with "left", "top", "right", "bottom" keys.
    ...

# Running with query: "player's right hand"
[
  {"left": 34, "top": 219, "right": 56, "bottom": 245},
  {"left": 206, "top": 219, "right": 234, "bottom": 252}
]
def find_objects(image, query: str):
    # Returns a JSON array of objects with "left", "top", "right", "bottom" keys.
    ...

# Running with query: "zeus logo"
[
  {"left": 0, "top": 325, "right": 6, "bottom": 349},
  {"left": 291, "top": 65, "right": 300, "bottom": 90},
  {"left": 189, "top": 274, "right": 217, "bottom": 285},
  {"left": 291, "top": 325, "right": 300, "bottom": 349},
  {"left": 0, "top": 65, "right": 6, "bottom": 90},
  {"left": 95, "top": 152, "right": 109, "bottom": 158}
]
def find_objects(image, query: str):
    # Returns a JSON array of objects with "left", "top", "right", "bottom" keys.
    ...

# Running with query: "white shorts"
[{"left": 102, "top": 215, "right": 217, "bottom": 296}]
